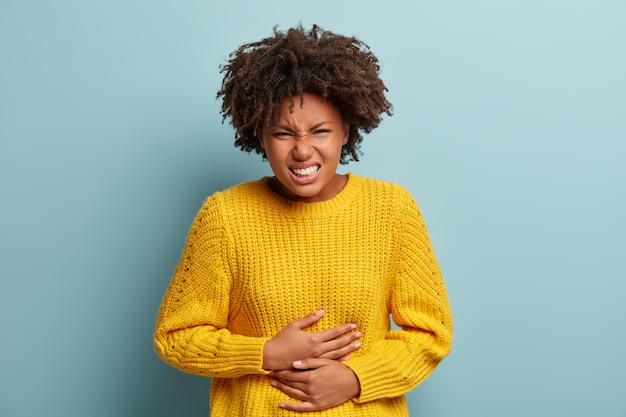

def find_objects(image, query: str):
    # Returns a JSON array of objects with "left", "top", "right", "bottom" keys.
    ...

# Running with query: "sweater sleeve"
[
  {"left": 345, "top": 189, "right": 453, "bottom": 403},
  {"left": 154, "top": 194, "right": 270, "bottom": 378}
]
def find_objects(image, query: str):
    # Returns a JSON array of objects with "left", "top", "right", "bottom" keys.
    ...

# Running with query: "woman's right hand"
[{"left": 262, "top": 309, "right": 362, "bottom": 371}]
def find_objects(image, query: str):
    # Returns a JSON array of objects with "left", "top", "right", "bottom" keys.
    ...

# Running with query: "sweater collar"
[{"left": 260, "top": 173, "right": 363, "bottom": 217}]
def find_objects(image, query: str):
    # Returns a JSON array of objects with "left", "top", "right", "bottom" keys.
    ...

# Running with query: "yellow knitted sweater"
[{"left": 155, "top": 174, "right": 452, "bottom": 416}]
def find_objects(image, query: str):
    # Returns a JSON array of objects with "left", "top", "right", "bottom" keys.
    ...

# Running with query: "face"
[{"left": 259, "top": 92, "right": 349, "bottom": 203}]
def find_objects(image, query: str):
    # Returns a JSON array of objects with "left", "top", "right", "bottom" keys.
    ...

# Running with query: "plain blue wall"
[{"left": 1, "top": 1, "right": 625, "bottom": 416}]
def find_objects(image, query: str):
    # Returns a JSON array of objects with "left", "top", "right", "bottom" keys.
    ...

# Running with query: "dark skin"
[
  {"left": 217, "top": 25, "right": 392, "bottom": 165},
  {"left": 219, "top": 24, "right": 393, "bottom": 412},
  {"left": 263, "top": 310, "right": 362, "bottom": 411},
  {"left": 258, "top": 94, "right": 362, "bottom": 410},
  {"left": 271, "top": 358, "right": 361, "bottom": 411}
]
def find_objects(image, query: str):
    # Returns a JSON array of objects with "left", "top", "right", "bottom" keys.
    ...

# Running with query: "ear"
[{"left": 342, "top": 124, "right": 350, "bottom": 145}]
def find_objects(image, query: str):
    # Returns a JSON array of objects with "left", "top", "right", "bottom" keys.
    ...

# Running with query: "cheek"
[
  {"left": 329, "top": 139, "right": 346, "bottom": 159},
  {"left": 263, "top": 141, "right": 289, "bottom": 161}
]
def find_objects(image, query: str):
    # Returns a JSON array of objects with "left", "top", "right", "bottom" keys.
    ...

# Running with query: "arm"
[
  {"left": 270, "top": 190, "right": 452, "bottom": 409},
  {"left": 345, "top": 191, "right": 453, "bottom": 403},
  {"left": 154, "top": 196, "right": 265, "bottom": 378},
  {"left": 154, "top": 196, "right": 361, "bottom": 378}
]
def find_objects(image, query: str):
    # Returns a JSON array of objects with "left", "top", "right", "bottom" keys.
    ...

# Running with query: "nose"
[{"left": 291, "top": 135, "right": 314, "bottom": 161}]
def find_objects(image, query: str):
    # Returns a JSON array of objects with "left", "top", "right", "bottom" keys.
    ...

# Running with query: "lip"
[{"left": 289, "top": 164, "right": 321, "bottom": 185}]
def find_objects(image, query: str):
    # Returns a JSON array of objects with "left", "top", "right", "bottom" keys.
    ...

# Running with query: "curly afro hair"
[{"left": 217, "top": 24, "right": 392, "bottom": 164}]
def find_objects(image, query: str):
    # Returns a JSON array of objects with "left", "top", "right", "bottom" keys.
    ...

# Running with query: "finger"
[
  {"left": 319, "top": 340, "right": 361, "bottom": 360},
  {"left": 322, "top": 330, "right": 361, "bottom": 350},
  {"left": 315, "top": 330, "right": 361, "bottom": 360},
  {"left": 316, "top": 322, "right": 357, "bottom": 342},
  {"left": 291, "top": 309, "right": 324, "bottom": 330},
  {"left": 271, "top": 370, "right": 307, "bottom": 384},
  {"left": 292, "top": 357, "right": 334, "bottom": 370},
  {"left": 270, "top": 378, "right": 308, "bottom": 401},
  {"left": 279, "top": 401, "right": 319, "bottom": 412}
]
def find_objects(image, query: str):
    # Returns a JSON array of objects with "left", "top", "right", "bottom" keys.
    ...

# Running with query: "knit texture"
[{"left": 154, "top": 174, "right": 453, "bottom": 416}]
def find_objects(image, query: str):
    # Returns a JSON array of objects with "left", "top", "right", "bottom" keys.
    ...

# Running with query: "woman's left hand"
[{"left": 269, "top": 358, "right": 361, "bottom": 411}]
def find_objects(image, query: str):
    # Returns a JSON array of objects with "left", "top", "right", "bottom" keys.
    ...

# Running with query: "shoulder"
[
  {"left": 352, "top": 174, "right": 418, "bottom": 207},
  {"left": 192, "top": 178, "right": 269, "bottom": 225},
  {"left": 351, "top": 175, "right": 427, "bottom": 232},
  {"left": 201, "top": 178, "right": 269, "bottom": 207}
]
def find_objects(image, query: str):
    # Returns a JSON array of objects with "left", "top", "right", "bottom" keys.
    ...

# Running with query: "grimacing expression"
[{"left": 259, "top": 92, "right": 349, "bottom": 203}]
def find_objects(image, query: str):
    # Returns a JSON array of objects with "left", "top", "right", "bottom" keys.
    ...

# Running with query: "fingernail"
[
  {"left": 315, "top": 309, "right": 324, "bottom": 316},
  {"left": 271, "top": 380, "right": 277, "bottom": 387},
  {"left": 354, "top": 342, "right": 361, "bottom": 348},
  {"left": 293, "top": 360, "right": 303, "bottom": 366},
  {"left": 350, "top": 323, "right": 357, "bottom": 329},
  {"left": 355, "top": 331, "right": 362, "bottom": 338}
]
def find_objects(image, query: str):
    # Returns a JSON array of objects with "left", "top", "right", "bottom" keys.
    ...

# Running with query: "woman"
[{"left": 154, "top": 24, "right": 452, "bottom": 416}]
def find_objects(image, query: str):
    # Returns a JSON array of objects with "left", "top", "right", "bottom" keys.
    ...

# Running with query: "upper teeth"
[{"left": 292, "top": 166, "right": 319, "bottom": 176}]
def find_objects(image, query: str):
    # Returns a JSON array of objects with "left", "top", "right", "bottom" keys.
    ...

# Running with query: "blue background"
[{"left": 1, "top": 1, "right": 625, "bottom": 416}]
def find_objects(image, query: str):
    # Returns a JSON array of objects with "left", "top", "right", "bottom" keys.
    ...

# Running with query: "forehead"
[{"left": 273, "top": 92, "right": 342, "bottom": 126}]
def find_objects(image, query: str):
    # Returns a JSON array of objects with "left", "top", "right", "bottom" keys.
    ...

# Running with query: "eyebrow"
[{"left": 274, "top": 121, "right": 331, "bottom": 132}]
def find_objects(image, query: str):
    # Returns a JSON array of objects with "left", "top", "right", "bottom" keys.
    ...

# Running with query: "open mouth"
[{"left": 290, "top": 165, "right": 320, "bottom": 177}]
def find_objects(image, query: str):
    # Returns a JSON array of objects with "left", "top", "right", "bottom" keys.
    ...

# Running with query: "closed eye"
[
  {"left": 273, "top": 131, "right": 294, "bottom": 139},
  {"left": 271, "top": 127, "right": 332, "bottom": 140}
]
